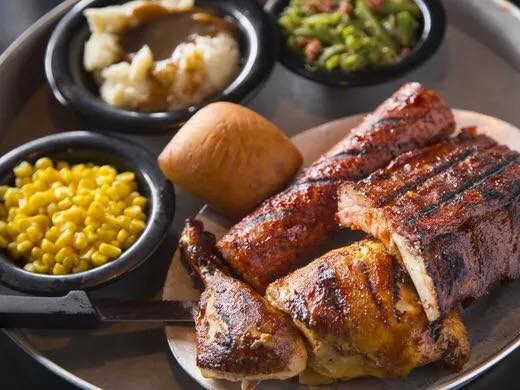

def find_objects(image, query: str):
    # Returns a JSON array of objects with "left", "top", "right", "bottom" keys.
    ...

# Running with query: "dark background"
[{"left": 1, "top": 1, "right": 520, "bottom": 389}]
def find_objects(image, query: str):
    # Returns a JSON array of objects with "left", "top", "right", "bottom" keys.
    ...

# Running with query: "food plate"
[{"left": 163, "top": 109, "right": 520, "bottom": 389}]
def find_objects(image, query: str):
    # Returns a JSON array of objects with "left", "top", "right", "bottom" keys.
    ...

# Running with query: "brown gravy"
[{"left": 120, "top": 6, "right": 236, "bottom": 60}]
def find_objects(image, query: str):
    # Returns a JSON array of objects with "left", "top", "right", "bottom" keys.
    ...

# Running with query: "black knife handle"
[{"left": 0, "top": 291, "right": 101, "bottom": 328}]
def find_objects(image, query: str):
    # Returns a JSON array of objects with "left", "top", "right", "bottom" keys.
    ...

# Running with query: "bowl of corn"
[{"left": 0, "top": 131, "right": 174, "bottom": 294}]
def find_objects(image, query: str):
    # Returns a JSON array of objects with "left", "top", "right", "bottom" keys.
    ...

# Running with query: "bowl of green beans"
[{"left": 265, "top": 0, "right": 445, "bottom": 86}]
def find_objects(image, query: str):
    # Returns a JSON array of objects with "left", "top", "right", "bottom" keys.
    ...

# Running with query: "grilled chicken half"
[
  {"left": 179, "top": 219, "right": 307, "bottom": 385},
  {"left": 266, "top": 239, "right": 470, "bottom": 384},
  {"left": 337, "top": 129, "right": 520, "bottom": 321}
]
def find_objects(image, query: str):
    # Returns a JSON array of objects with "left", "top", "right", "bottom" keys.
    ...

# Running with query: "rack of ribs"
[
  {"left": 337, "top": 128, "right": 520, "bottom": 321},
  {"left": 218, "top": 82, "right": 456, "bottom": 292}
]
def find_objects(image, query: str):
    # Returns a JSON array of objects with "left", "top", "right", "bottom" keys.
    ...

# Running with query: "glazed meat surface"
[
  {"left": 179, "top": 220, "right": 307, "bottom": 383},
  {"left": 266, "top": 239, "right": 470, "bottom": 384},
  {"left": 218, "top": 82, "right": 456, "bottom": 292},
  {"left": 337, "top": 129, "right": 520, "bottom": 321}
]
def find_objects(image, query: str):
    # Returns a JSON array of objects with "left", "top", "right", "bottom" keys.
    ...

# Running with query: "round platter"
[{"left": 0, "top": 0, "right": 519, "bottom": 389}]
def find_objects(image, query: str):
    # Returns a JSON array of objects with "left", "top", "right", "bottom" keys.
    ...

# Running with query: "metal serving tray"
[{"left": 0, "top": 0, "right": 519, "bottom": 388}]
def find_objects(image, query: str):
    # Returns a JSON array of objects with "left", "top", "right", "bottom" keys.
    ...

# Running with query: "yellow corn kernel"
[
  {"left": 45, "top": 226, "right": 61, "bottom": 241},
  {"left": 55, "top": 247, "right": 73, "bottom": 263},
  {"left": 99, "top": 243, "right": 121, "bottom": 259},
  {"left": 16, "top": 233, "right": 29, "bottom": 244},
  {"left": 117, "top": 172, "right": 135, "bottom": 182},
  {"left": 27, "top": 192, "right": 50, "bottom": 211},
  {"left": 33, "top": 261, "right": 49, "bottom": 274},
  {"left": 52, "top": 263, "right": 67, "bottom": 275},
  {"left": 34, "top": 157, "right": 53, "bottom": 170},
  {"left": 0, "top": 235, "right": 8, "bottom": 248},
  {"left": 0, "top": 221, "right": 8, "bottom": 235},
  {"left": 124, "top": 206, "right": 143, "bottom": 219},
  {"left": 57, "top": 198, "right": 72, "bottom": 210},
  {"left": 14, "top": 161, "right": 33, "bottom": 178},
  {"left": 98, "top": 228, "right": 117, "bottom": 242},
  {"left": 4, "top": 188, "right": 22, "bottom": 207},
  {"left": 129, "top": 219, "right": 146, "bottom": 234},
  {"left": 55, "top": 231, "right": 73, "bottom": 248},
  {"left": 41, "top": 238, "right": 57, "bottom": 254},
  {"left": 78, "top": 178, "right": 96, "bottom": 190},
  {"left": 123, "top": 234, "right": 137, "bottom": 249},
  {"left": 91, "top": 251, "right": 108, "bottom": 266},
  {"left": 98, "top": 165, "right": 116, "bottom": 176},
  {"left": 72, "top": 195, "right": 91, "bottom": 208},
  {"left": 15, "top": 177, "right": 31, "bottom": 187},
  {"left": 24, "top": 263, "right": 35, "bottom": 272},
  {"left": 116, "top": 229, "right": 129, "bottom": 243},
  {"left": 132, "top": 196, "right": 147, "bottom": 208},
  {"left": 0, "top": 185, "right": 8, "bottom": 200},
  {"left": 42, "top": 253, "right": 55, "bottom": 267},
  {"left": 27, "top": 225, "right": 44, "bottom": 242},
  {"left": 62, "top": 207, "right": 86, "bottom": 225},
  {"left": 85, "top": 216, "right": 101, "bottom": 229},
  {"left": 16, "top": 240, "right": 32, "bottom": 253},
  {"left": 73, "top": 232, "right": 88, "bottom": 251},
  {"left": 47, "top": 202, "right": 58, "bottom": 216},
  {"left": 87, "top": 201, "right": 105, "bottom": 219},
  {"left": 94, "top": 192, "right": 110, "bottom": 205},
  {"left": 63, "top": 255, "right": 78, "bottom": 269},
  {"left": 73, "top": 259, "right": 90, "bottom": 273},
  {"left": 31, "top": 246, "right": 43, "bottom": 259}
]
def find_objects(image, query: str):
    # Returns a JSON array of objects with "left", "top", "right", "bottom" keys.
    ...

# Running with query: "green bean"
[
  {"left": 318, "top": 44, "right": 346, "bottom": 66},
  {"left": 325, "top": 54, "right": 341, "bottom": 70},
  {"left": 340, "top": 53, "right": 364, "bottom": 71},
  {"left": 374, "top": 0, "right": 422, "bottom": 17},
  {"left": 355, "top": 0, "right": 398, "bottom": 50},
  {"left": 303, "top": 13, "right": 343, "bottom": 27},
  {"left": 278, "top": 0, "right": 421, "bottom": 72},
  {"left": 395, "top": 10, "right": 419, "bottom": 46}
]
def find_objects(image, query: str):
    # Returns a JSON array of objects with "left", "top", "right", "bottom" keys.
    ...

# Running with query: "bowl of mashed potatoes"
[{"left": 45, "top": 0, "right": 277, "bottom": 132}]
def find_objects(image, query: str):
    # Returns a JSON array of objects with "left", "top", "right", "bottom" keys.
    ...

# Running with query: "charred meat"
[
  {"left": 218, "top": 82, "right": 456, "bottom": 292},
  {"left": 337, "top": 129, "right": 520, "bottom": 321}
]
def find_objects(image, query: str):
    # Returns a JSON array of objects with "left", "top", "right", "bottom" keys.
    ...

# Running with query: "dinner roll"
[{"left": 158, "top": 102, "right": 302, "bottom": 218}]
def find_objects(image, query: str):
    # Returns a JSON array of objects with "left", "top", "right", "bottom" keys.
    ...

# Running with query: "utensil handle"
[{"left": 0, "top": 290, "right": 100, "bottom": 328}]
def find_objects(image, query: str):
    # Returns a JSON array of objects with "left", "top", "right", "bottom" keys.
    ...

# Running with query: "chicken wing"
[{"left": 179, "top": 219, "right": 308, "bottom": 385}]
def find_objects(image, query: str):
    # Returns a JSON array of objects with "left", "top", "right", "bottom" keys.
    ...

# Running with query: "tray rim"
[{"left": 1, "top": 0, "right": 520, "bottom": 389}]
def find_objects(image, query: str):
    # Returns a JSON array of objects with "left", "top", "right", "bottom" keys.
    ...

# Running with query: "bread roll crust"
[{"left": 158, "top": 102, "right": 302, "bottom": 217}]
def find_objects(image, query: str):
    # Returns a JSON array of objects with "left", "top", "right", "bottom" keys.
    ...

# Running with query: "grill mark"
[
  {"left": 326, "top": 117, "right": 405, "bottom": 159},
  {"left": 404, "top": 154, "right": 520, "bottom": 225},
  {"left": 359, "top": 260, "right": 387, "bottom": 323},
  {"left": 292, "top": 178, "right": 340, "bottom": 188},
  {"left": 239, "top": 209, "right": 293, "bottom": 229},
  {"left": 376, "top": 148, "right": 479, "bottom": 207}
]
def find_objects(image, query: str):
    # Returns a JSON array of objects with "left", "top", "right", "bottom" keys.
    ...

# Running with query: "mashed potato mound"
[{"left": 83, "top": 0, "right": 240, "bottom": 111}]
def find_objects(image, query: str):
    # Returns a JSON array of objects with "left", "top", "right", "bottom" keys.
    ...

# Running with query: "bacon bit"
[
  {"left": 295, "top": 36, "right": 311, "bottom": 48},
  {"left": 367, "top": 0, "right": 384, "bottom": 10},
  {"left": 303, "top": 0, "right": 336, "bottom": 13},
  {"left": 337, "top": 0, "right": 353, "bottom": 15},
  {"left": 305, "top": 39, "right": 322, "bottom": 62},
  {"left": 401, "top": 47, "right": 411, "bottom": 58}
]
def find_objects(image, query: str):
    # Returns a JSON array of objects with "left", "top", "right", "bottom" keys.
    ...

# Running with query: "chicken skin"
[
  {"left": 179, "top": 219, "right": 308, "bottom": 385},
  {"left": 266, "top": 239, "right": 470, "bottom": 384}
]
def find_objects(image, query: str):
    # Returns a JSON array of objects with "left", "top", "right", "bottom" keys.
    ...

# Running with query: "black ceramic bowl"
[
  {"left": 45, "top": 0, "right": 277, "bottom": 134},
  {"left": 265, "top": 0, "right": 446, "bottom": 86},
  {"left": 0, "top": 131, "right": 174, "bottom": 294}
]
